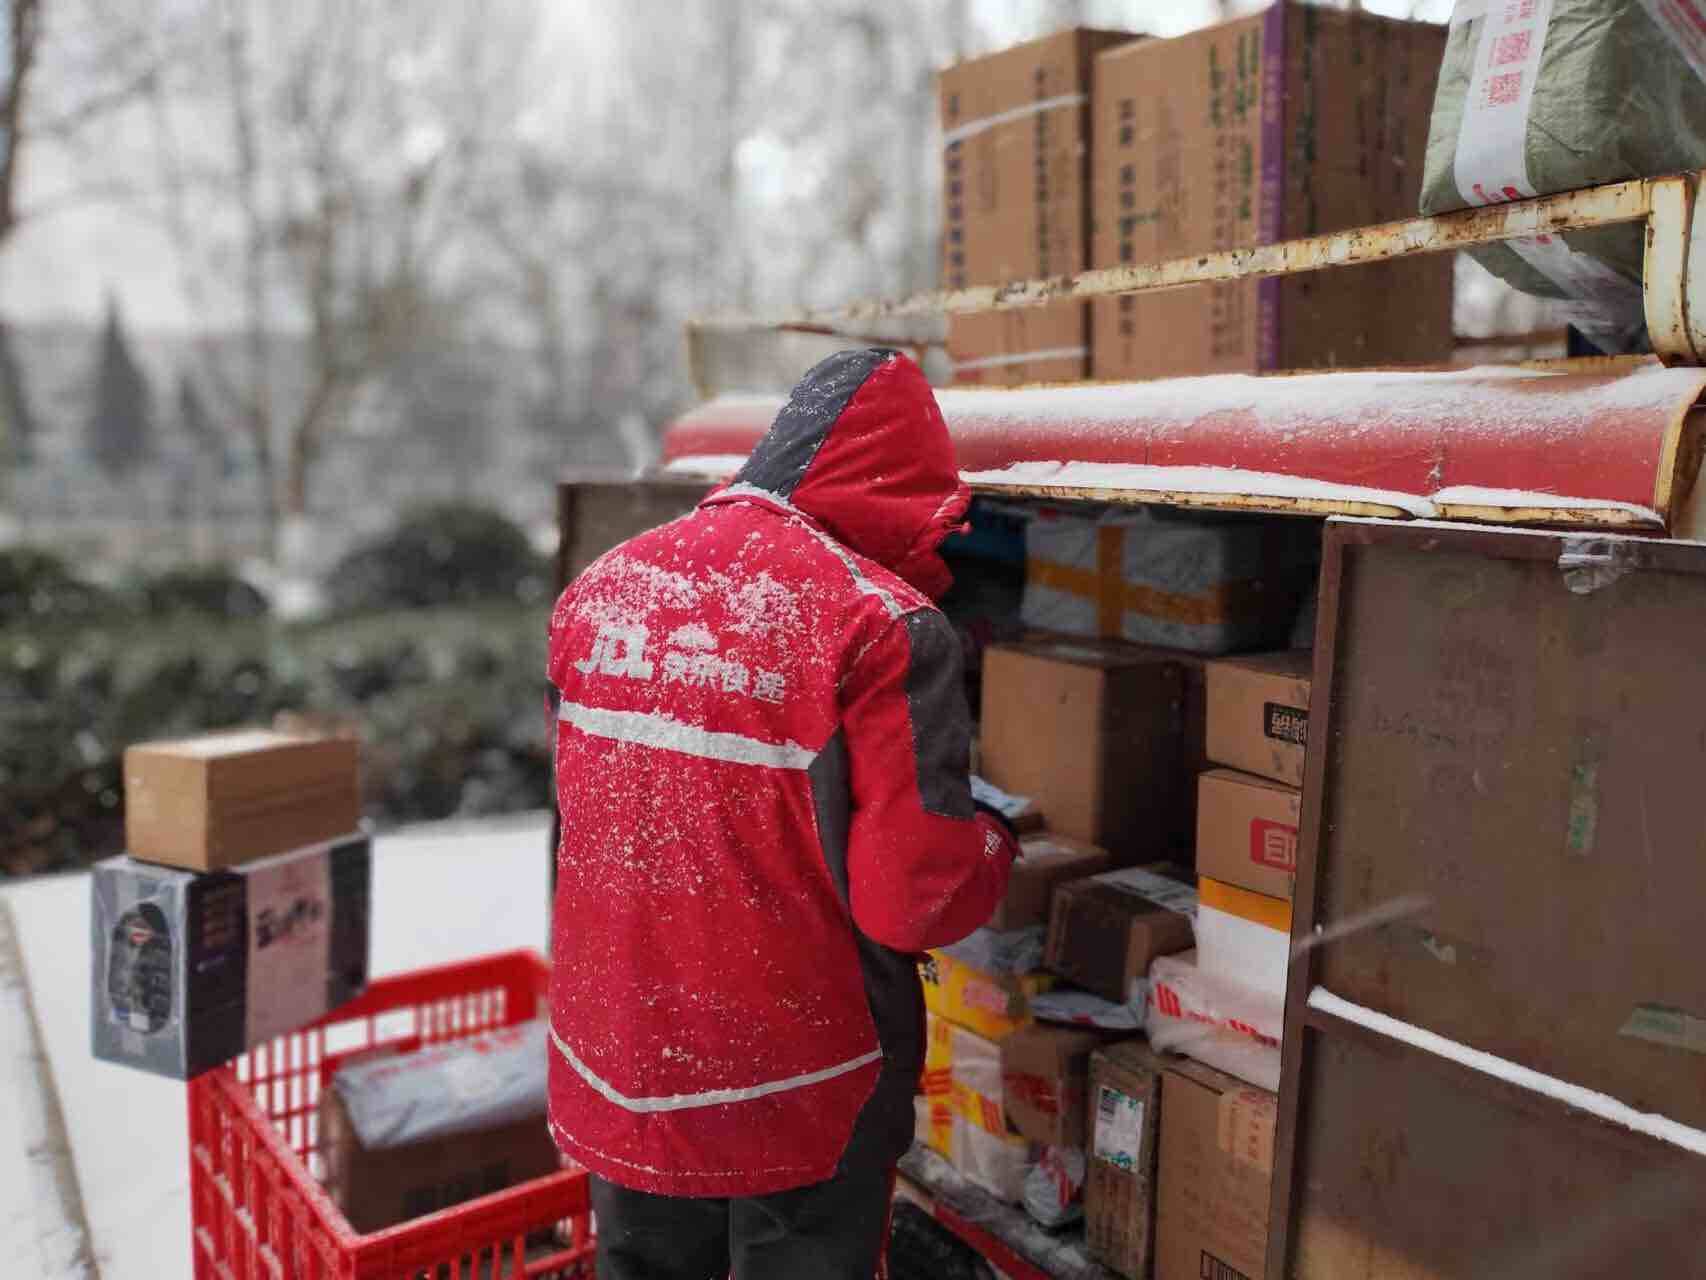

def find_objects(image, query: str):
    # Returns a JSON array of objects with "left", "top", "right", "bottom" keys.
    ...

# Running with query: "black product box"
[{"left": 92, "top": 830, "right": 370, "bottom": 1079}]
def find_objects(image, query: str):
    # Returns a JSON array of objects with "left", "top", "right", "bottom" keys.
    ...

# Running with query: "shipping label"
[
  {"left": 1217, "top": 1087, "right": 1278, "bottom": 1174},
  {"left": 1092, "top": 1084, "right": 1145, "bottom": 1171},
  {"left": 1249, "top": 818, "right": 1299, "bottom": 872},
  {"left": 244, "top": 850, "right": 332, "bottom": 1045},
  {"left": 1263, "top": 700, "right": 1307, "bottom": 747},
  {"left": 1097, "top": 867, "right": 1197, "bottom": 918}
]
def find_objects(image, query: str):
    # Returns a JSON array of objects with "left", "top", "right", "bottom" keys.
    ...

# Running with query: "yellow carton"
[{"left": 920, "top": 949, "right": 1057, "bottom": 1042}]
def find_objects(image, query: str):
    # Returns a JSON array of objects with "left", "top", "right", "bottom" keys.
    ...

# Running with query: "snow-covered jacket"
[{"left": 545, "top": 348, "right": 1017, "bottom": 1197}]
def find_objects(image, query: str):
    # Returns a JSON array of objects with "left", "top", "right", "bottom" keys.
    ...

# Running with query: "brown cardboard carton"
[
  {"left": 1205, "top": 650, "right": 1311, "bottom": 785},
  {"left": 991, "top": 832, "right": 1112, "bottom": 931},
  {"left": 1196, "top": 769, "right": 1301, "bottom": 902},
  {"left": 1155, "top": 1059, "right": 1277, "bottom": 1280},
  {"left": 1086, "top": 1039, "right": 1167, "bottom": 1280},
  {"left": 940, "top": 28, "right": 1137, "bottom": 383},
  {"left": 319, "top": 1090, "right": 559, "bottom": 1234},
  {"left": 1001, "top": 1021, "right": 1108, "bottom": 1147},
  {"left": 1091, "top": 4, "right": 1451, "bottom": 380},
  {"left": 1045, "top": 864, "right": 1195, "bottom": 1003},
  {"left": 124, "top": 730, "right": 361, "bottom": 872},
  {"left": 980, "top": 640, "right": 1185, "bottom": 858}
]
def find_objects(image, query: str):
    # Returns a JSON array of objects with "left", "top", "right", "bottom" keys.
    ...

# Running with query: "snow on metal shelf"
[{"left": 662, "top": 362, "right": 1706, "bottom": 532}]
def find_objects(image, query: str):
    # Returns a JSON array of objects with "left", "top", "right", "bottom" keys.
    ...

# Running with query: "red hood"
[{"left": 705, "top": 348, "right": 970, "bottom": 599}]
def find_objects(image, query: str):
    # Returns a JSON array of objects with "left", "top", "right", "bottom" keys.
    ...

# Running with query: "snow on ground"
[
  {"left": 1, "top": 812, "right": 555, "bottom": 1280},
  {"left": 0, "top": 900, "right": 96, "bottom": 1278}
]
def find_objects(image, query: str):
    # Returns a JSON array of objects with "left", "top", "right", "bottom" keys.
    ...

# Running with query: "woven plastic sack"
[{"left": 1421, "top": 0, "right": 1706, "bottom": 349}]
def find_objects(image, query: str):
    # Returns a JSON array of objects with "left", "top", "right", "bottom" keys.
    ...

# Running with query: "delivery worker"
[{"left": 545, "top": 347, "right": 1019, "bottom": 1278}]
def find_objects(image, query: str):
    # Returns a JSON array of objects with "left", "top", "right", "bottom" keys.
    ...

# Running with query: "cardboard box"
[
  {"left": 1001, "top": 1021, "right": 1108, "bottom": 1147},
  {"left": 981, "top": 640, "right": 1185, "bottom": 858},
  {"left": 1156, "top": 1060, "right": 1277, "bottom": 1280},
  {"left": 92, "top": 832, "right": 370, "bottom": 1079},
  {"left": 1045, "top": 864, "right": 1196, "bottom": 1003},
  {"left": 1196, "top": 768, "right": 1302, "bottom": 901},
  {"left": 1205, "top": 651, "right": 1312, "bottom": 786},
  {"left": 921, "top": 948, "right": 1057, "bottom": 1042},
  {"left": 1021, "top": 508, "right": 1319, "bottom": 658},
  {"left": 1196, "top": 875, "right": 1292, "bottom": 1001},
  {"left": 1086, "top": 1039, "right": 1168, "bottom": 1280},
  {"left": 319, "top": 1023, "right": 558, "bottom": 1233},
  {"left": 1091, "top": 4, "right": 1452, "bottom": 380},
  {"left": 940, "top": 28, "right": 1137, "bottom": 383},
  {"left": 991, "top": 832, "right": 1112, "bottom": 931},
  {"left": 947, "top": 303, "right": 1091, "bottom": 387},
  {"left": 124, "top": 730, "right": 361, "bottom": 872}
]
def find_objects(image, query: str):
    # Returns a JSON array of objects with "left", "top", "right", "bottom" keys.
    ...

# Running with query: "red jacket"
[{"left": 546, "top": 348, "right": 1017, "bottom": 1197}]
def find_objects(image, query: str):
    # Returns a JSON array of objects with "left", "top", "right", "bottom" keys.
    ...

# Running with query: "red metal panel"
[{"left": 662, "top": 363, "right": 1706, "bottom": 524}]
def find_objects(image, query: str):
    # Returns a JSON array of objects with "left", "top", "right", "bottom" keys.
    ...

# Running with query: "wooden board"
[
  {"left": 1269, "top": 519, "right": 1706, "bottom": 1279},
  {"left": 554, "top": 470, "right": 706, "bottom": 587}
]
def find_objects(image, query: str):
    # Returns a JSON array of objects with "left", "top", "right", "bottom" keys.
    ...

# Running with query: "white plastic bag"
[
  {"left": 1146, "top": 951, "right": 1282, "bottom": 1092},
  {"left": 1023, "top": 1145, "right": 1087, "bottom": 1230}
]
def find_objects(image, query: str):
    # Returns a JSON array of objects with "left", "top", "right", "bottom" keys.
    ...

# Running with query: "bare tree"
[
  {"left": 0, "top": 0, "right": 42, "bottom": 245},
  {"left": 125, "top": 0, "right": 541, "bottom": 558}
]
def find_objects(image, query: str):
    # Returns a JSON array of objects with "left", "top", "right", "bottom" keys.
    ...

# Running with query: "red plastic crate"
[{"left": 187, "top": 950, "right": 594, "bottom": 1279}]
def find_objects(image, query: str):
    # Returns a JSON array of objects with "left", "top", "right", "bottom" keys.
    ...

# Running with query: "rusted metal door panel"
[{"left": 1270, "top": 518, "right": 1706, "bottom": 1279}]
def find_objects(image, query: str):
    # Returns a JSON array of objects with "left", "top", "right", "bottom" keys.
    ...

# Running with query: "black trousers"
[{"left": 588, "top": 1165, "right": 895, "bottom": 1280}]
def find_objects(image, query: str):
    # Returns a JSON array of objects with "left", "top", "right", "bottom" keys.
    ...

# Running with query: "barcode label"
[
  {"left": 1199, "top": 1251, "right": 1251, "bottom": 1280},
  {"left": 1092, "top": 1085, "right": 1144, "bottom": 1171}
]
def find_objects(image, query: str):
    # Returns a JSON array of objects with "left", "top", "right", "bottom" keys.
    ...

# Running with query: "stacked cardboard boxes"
[
  {"left": 92, "top": 730, "right": 370, "bottom": 1080},
  {"left": 1091, "top": 3, "right": 1452, "bottom": 380},
  {"left": 1136, "top": 650, "right": 1308, "bottom": 1099},
  {"left": 1198, "top": 650, "right": 1309, "bottom": 1000},
  {"left": 938, "top": 29, "right": 1137, "bottom": 384}
]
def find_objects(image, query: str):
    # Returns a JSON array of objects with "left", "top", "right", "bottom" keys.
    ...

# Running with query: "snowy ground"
[{"left": 0, "top": 812, "right": 554, "bottom": 1279}]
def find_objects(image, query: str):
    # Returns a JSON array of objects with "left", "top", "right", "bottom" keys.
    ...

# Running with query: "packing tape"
[
  {"left": 1198, "top": 876, "right": 1294, "bottom": 933},
  {"left": 942, "top": 93, "right": 1087, "bottom": 148},
  {"left": 1025, "top": 556, "right": 1274, "bottom": 631},
  {"left": 952, "top": 346, "right": 1088, "bottom": 374}
]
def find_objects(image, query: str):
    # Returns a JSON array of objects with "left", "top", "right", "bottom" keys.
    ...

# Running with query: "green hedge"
[{"left": 0, "top": 604, "right": 550, "bottom": 877}]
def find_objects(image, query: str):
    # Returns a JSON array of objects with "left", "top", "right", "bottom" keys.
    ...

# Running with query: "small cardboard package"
[
  {"left": 1045, "top": 864, "right": 1195, "bottom": 1003},
  {"left": 939, "top": 28, "right": 1138, "bottom": 383},
  {"left": 1091, "top": 3, "right": 1451, "bottom": 380},
  {"left": 92, "top": 831, "right": 370, "bottom": 1079},
  {"left": 921, "top": 949, "right": 1057, "bottom": 1042},
  {"left": 991, "top": 832, "right": 1112, "bottom": 931},
  {"left": 1085, "top": 1039, "right": 1167, "bottom": 1280},
  {"left": 1197, "top": 768, "right": 1302, "bottom": 901},
  {"left": 1205, "top": 651, "right": 1312, "bottom": 786},
  {"left": 319, "top": 1022, "right": 559, "bottom": 1233},
  {"left": 1001, "top": 1021, "right": 1108, "bottom": 1147},
  {"left": 1155, "top": 1059, "right": 1277, "bottom": 1280},
  {"left": 981, "top": 640, "right": 1185, "bottom": 857},
  {"left": 124, "top": 729, "right": 361, "bottom": 872}
]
